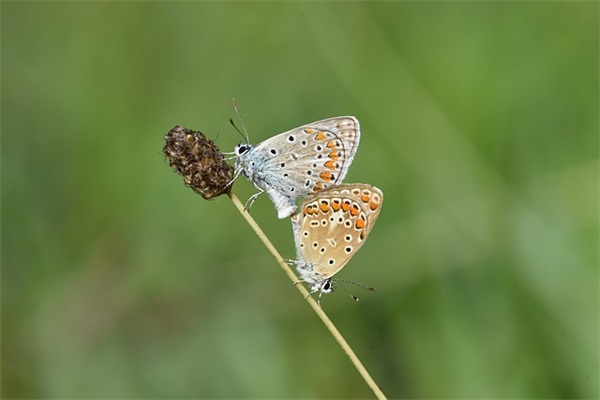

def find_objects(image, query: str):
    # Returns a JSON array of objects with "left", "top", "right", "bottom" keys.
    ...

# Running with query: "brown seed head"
[{"left": 163, "top": 126, "right": 234, "bottom": 199}]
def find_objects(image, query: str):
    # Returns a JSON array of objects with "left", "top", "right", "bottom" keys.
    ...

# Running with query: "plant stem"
[{"left": 228, "top": 191, "right": 387, "bottom": 400}]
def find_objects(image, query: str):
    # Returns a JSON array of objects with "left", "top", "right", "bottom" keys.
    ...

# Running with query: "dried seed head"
[{"left": 163, "top": 126, "right": 233, "bottom": 199}]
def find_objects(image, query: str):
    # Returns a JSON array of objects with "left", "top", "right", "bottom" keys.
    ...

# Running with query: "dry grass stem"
[{"left": 228, "top": 191, "right": 387, "bottom": 400}]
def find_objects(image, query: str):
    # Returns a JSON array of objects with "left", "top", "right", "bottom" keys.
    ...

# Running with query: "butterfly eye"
[
  {"left": 236, "top": 145, "right": 251, "bottom": 155},
  {"left": 322, "top": 280, "right": 333, "bottom": 292}
]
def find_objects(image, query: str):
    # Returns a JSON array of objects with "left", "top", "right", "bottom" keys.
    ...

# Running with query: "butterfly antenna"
[
  {"left": 337, "top": 278, "right": 377, "bottom": 292},
  {"left": 335, "top": 279, "right": 377, "bottom": 302},
  {"left": 232, "top": 98, "right": 250, "bottom": 143},
  {"left": 336, "top": 281, "right": 360, "bottom": 302},
  {"left": 229, "top": 118, "right": 246, "bottom": 142}
]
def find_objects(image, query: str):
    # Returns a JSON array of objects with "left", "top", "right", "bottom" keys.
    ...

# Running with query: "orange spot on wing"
[
  {"left": 329, "top": 151, "right": 339, "bottom": 160},
  {"left": 319, "top": 201, "right": 330, "bottom": 212},
  {"left": 370, "top": 201, "right": 379, "bottom": 210},
  {"left": 315, "top": 132, "right": 326, "bottom": 141},
  {"left": 350, "top": 204, "right": 360, "bottom": 216},
  {"left": 331, "top": 200, "right": 341, "bottom": 211},
  {"left": 341, "top": 201, "right": 351, "bottom": 212},
  {"left": 319, "top": 171, "right": 332, "bottom": 181},
  {"left": 360, "top": 194, "right": 370, "bottom": 203},
  {"left": 304, "top": 128, "right": 314, "bottom": 134},
  {"left": 324, "top": 160, "right": 336, "bottom": 170},
  {"left": 356, "top": 218, "right": 366, "bottom": 229},
  {"left": 326, "top": 140, "right": 337, "bottom": 149}
]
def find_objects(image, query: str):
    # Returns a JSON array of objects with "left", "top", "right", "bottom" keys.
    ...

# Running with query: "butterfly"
[
  {"left": 290, "top": 183, "right": 383, "bottom": 303},
  {"left": 233, "top": 115, "right": 360, "bottom": 219}
]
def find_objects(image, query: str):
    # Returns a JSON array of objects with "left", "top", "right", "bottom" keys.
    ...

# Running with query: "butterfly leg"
[
  {"left": 291, "top": 274, "right": 304, "bottom": 287},
  {"left": 226, "top": 166, "right": 244, "bottom": 189},
  {"left": 243, "top": 187, "right": 264, "bottom": 212},
  {"left": 303, "top": 287, "right": 319, "bottom": 299},
  {"left": 289, "top": 264, "right": 309, "bottom": 286},
  {"left": 301, "top": 287, "right": 324, "bottom": 307},
  {"left": 317, "top": 290, "right": 325, "bottom": 306}
]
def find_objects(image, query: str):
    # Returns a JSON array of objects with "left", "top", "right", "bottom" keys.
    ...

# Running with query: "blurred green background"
[{"left": 2, "top": 2, "right": 597, "bottom": 398}]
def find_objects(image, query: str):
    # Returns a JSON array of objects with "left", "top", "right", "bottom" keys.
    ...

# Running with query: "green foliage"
[{"left": 2, "top": 2, "right": 597, "bottom": 398}]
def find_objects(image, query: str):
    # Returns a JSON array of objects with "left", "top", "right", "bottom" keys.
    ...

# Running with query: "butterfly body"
[
  {"left": 234, "top": 117, "right": 360, "bottom": 219},
  {"left": 291, "top": 184, "right": 383, "bottom": 299}
]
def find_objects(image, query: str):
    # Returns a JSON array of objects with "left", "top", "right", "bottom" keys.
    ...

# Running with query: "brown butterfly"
[{"left": 290, "top": 183, "right": 383, "bottom": 303}]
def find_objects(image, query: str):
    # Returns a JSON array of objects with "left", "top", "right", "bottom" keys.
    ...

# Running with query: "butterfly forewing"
[
  {"left": 255, "top": 117, "right": 358, "bottom": 188},
  {"left": 241, "top": 117, "right": 360, "bottom": 217}
]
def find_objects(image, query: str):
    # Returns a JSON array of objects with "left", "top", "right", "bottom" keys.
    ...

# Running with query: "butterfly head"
[{"left": 233, "top": 142, "right": 255, "bottom": 177}]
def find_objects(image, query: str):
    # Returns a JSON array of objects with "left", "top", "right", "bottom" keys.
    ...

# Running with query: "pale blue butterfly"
[{"left": 231, "top": 103, "right": 360, "bottom": 219}]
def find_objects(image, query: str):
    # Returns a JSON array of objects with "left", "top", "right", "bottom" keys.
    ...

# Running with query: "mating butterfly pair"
[{"left": 233, "top": 116, "right": 383, "bottom": 301}]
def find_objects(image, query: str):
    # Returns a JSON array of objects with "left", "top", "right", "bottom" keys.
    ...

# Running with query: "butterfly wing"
[
  {"left": 251, "top": 116, "right": 360, "bottom": 197},
  {"left": 293, "top": 184, "right": 383, "bottom": 279}
]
